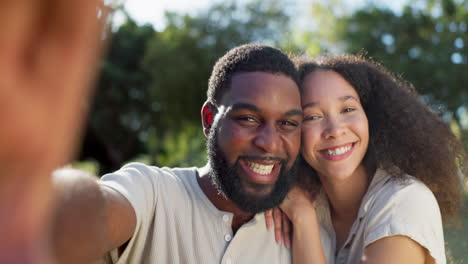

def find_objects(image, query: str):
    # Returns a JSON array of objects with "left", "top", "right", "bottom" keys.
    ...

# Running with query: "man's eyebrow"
[
  {"left": 230, "top": 103, "right": 261, "bottom": 113},
  {"left": 285, "top": 109, "right": 303, "bottom": 117},
  {"left": 230, "top": 103, "right": 302, "bottom": 116}
]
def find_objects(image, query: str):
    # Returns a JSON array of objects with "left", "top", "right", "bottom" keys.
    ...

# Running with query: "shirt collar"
[
  {"left": 314, "top": 168, "right": 391, "bottom": 221},
  {"left": 358, "top": 168, "right": 391, "bottom": 218}
]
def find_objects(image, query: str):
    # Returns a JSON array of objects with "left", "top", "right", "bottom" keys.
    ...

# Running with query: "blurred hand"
[{"left": 0, "top": 0, "right": 107, "bottom": 262}]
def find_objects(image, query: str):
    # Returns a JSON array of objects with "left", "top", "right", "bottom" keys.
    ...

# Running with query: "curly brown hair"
[{"left": 295, "top": 54, "right": 466, "bottom": 224}]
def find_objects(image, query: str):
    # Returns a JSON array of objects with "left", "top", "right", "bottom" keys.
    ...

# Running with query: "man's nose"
[{"left": 253, "top": 123, "right": 281, "bottom": 153}]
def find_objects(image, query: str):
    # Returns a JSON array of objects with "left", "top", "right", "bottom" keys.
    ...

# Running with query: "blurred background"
[{"left": 75, "top": 0, "right": 467, "bottom": 261}]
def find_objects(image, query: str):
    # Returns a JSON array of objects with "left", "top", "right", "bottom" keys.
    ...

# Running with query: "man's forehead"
[{"left": 221, "top": 72, "right": 300, "bottom": 104}]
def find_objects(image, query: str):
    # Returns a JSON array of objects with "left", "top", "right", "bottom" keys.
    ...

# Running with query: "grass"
[{"left": 445, "top": 193, "right": 468, "bottom": 264}]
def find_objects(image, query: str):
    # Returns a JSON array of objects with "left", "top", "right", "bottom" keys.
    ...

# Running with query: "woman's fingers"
[
  {"left": 265, "top": 209, "right": 273, "bottom": 230},
  {"left": 266, "top": 208, "right": 289, "bottom": 246},
  {"left": 282, "top": 212, "right": 292, "bottom": 248},
  {"left": 273, "top": 207, "right": 283, "bottom": 243}
]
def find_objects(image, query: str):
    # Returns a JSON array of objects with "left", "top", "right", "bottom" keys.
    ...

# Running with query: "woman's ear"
[{"left": 201, "top": 102, "right": 216, "bottom": 137}]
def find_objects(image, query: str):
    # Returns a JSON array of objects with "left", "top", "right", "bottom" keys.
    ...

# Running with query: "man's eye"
[
  {"left": 236, "top": 116, "right": 256, "bottom": 122},
  {"left": 279, "top": 120, "right": 300, "bottom": 131},
  {"left": 280, "top": 120, "right": 298, "bottom": 126},
  {"left": 234, "top": 116, "right": 258, "bottom": 126}
]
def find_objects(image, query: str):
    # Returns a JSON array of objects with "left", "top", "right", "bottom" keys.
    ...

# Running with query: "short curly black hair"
[
  {"left": 207, "top": 44, "right": 299, "bottom": 105},
  {"left": 296, "top": 54, "right": 466, "bottom": 224}
]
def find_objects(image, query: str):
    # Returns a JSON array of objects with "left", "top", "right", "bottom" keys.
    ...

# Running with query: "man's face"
[{"left": 207, "top": 72, "right": 302, "bottom": 213}]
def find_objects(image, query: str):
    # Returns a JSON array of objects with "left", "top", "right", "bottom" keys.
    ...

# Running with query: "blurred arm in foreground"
[{"left": 0, "top": 0, "right": 107, "bottom": 262}]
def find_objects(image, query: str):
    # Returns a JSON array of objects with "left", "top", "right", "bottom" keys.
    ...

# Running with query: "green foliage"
[
  {"left": 142, "top": 0, "right": 292, "bottom": 134},
  {"left": 87, "top": 17, "right": 156, "bottom": 171},
  {"left": 335, "top": 0, "right": 468, "bottom": 123},
  {"left": 71, "top": 160, "right": 100, "bottom": 176},
  {"left": 156, "top": 124, "right": 207, "bottom": 168},
  {"left": 290, "top": 0, "right": 348, "bottom": 55},
  {"left": 445, "top": 193, "right": 468, "bottom": 263},
  {"left": 342, "top": 1, "right": 468, "bottom": 112}
]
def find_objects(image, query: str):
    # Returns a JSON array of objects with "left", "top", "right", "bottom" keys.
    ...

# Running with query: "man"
[
  {"left": 1, "top": 1, "right": 306, "bottom": 262},
  {"left": 52, "top": 44, "right": 304, "bottom": 264}
]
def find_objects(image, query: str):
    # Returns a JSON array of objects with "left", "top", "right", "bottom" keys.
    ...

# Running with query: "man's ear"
[{"left": 201, "top": 102, "right": 216, "bottom": 137}]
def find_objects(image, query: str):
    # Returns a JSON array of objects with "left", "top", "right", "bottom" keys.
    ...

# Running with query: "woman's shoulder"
[
  {"left": 371, "top": 171, "right": 439, "bottom": 212},
  {"left": 362, "top": 169, "right": 442, "bottom": 233},
  {"left": 362, "top": 170, "right": 446, "bottom": 263}
]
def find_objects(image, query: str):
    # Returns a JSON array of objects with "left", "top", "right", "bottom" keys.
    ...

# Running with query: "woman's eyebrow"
[
  {"left": 302, "top": 102, "right": 317, "bottom": 109},
  {"left": 339, "top": 95, "right": 360, "bottom": 102},
  {"left": 302, "top": 95, "right": 359, "bottom": 109}
]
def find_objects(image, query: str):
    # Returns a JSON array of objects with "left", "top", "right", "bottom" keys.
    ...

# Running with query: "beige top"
[
  {"left": 315, "top": 169, "right": 446, "bottom": 264},
  {"left": 99, "top": 162, "right": 294, "bottom": 264}
]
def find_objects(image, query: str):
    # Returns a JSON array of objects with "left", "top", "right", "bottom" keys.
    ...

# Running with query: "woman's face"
[{"left": 301, "top": 70, "right": 369, "bottom": 182}]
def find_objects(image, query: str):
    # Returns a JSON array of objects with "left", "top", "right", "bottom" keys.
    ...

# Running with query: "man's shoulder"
[
  {"left": 115, "top": 162, "right": 197, "bottom": 180},
  {"left": 100, "top": 162, "right": 199, "bottom": 193}
]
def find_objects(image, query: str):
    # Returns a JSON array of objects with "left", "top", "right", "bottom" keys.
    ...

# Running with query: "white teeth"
[
  {"left": 248, "top": 162, "right": 274, "bottom": 175},
  {"left": 326, "top": 145, "right": 352, "bottom": 156}
]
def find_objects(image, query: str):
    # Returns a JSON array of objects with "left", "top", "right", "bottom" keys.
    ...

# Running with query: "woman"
[{"left": 266, "top": 54, "right": 465, "bottom": 264}]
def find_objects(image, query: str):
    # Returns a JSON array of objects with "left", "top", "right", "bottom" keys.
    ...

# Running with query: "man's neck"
[{"left": 197, "top": 165, "right": 255, "bottom": 233}]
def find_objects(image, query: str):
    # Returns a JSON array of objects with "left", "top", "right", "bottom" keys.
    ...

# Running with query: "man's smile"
[{"left": 238, "top": 158, "right": 282, "bottom": 185}]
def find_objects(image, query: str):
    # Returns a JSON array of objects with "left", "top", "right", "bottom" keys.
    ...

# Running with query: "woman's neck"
[{"left": 320, "top": 165, "right": 370, "bottom": 220}]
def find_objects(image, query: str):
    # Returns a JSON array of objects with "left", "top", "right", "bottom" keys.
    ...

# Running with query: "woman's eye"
[
  {"left": 304, "top": 115, "right": 322, "bottom": 121},
  {"left": 343, "top": 107, "right": 356, "bottom": 113}
]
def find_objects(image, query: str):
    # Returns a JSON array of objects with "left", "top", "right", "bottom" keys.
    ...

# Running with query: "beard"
[{"left": 206, "top": 127, "right": 298, "bottom": 213}]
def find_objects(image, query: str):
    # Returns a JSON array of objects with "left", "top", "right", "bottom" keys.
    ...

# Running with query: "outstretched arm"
[
  {"left": 52, "top": 168, "right": 136, "bottom": 264},
  {"left": 0, "top": 0, "right": 107, "bottom": 262}
]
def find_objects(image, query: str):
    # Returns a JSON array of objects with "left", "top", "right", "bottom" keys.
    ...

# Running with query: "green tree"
[
  {"left": 81, "top": 17, "right": 155, "bottom": 173},
  {"left": 141, "top": 0, "right": 293, "bottom": 166},
  {"left": 143, "top": 0, "right": 292, "bottom": 133}
]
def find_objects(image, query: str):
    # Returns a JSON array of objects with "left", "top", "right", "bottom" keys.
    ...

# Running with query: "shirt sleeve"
[
  {"left": 363, "top": 179, "right": 446, "bottom": 264},
  {"left": 99, "top": 162, "right": 161, "bottom": 263}
]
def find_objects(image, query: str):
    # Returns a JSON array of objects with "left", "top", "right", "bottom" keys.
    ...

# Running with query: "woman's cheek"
[{"left": 301, "top": 125, "right": 320, "bottom": 164}]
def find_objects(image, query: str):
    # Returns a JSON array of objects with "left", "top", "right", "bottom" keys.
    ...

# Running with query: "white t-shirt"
[
  {"left": 99, "top": 162, "right": 293, "bottom": 264},
  {"left": 315, "top": 169, "right": 446, "bottom": 264}
]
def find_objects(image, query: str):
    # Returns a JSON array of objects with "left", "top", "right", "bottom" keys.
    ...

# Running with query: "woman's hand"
[
  {"left": 280, "top": 185, "right": 317, "bottom": 222},
  {"left": 265, "top": 186, "right": 317, "bottom": 248},
  {"left": 266, "top": 186, "right": 326, "bottom": 264},
  {"left": 265, "top": 207, "right": 292, "bottom": 247}
]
